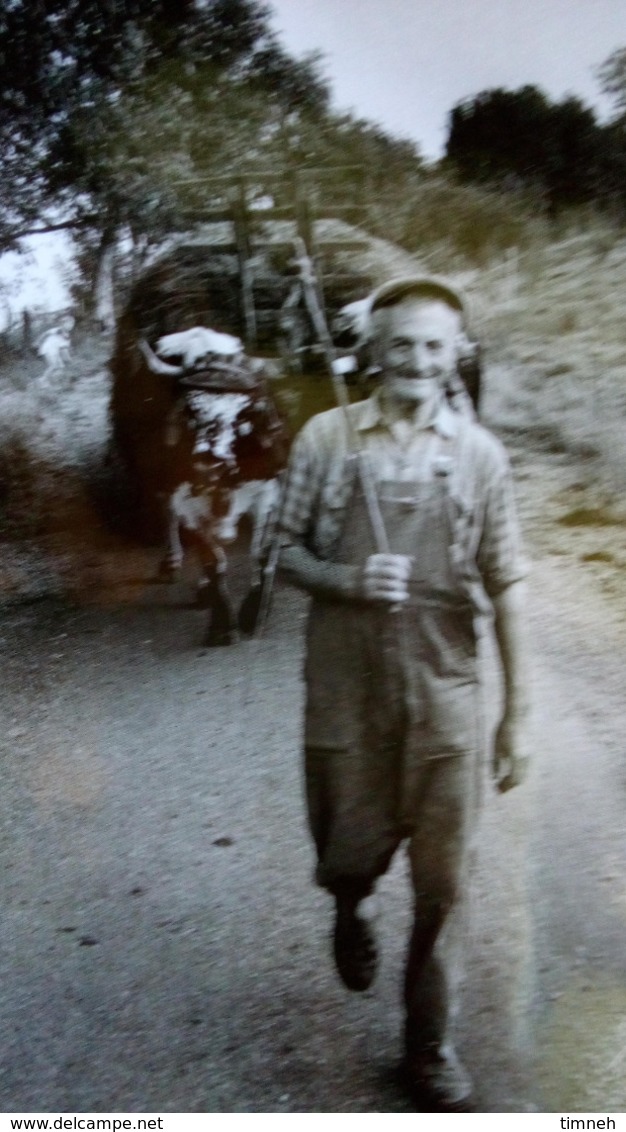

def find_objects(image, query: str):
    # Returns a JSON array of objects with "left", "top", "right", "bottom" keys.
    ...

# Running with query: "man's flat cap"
[{"left": 369, "top": 275, "right": 467, "bottom": 321}]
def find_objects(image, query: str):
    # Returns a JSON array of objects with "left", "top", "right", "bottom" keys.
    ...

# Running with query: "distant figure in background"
[{"left": 37, "top": 314, "right": 75, "bottom": 385}]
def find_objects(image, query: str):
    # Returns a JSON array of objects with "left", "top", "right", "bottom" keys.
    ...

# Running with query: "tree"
[
  {"left": 446, "top": 86, "right": 550, "bottom": 189},
  {"left": 445, "top": 85, "right": 608, "bottom": 212},
  {"left": 0, "top": 0, "right": 429, "bottom": 314},
  {"left": 541, "top": 96, "right": 605, "bottom": 208},
  {"left": 597, "top": 46, "right": 626, "bottom": 122},
  {"left": 0, "top": 0, "right": 332, "bottom": 298}
]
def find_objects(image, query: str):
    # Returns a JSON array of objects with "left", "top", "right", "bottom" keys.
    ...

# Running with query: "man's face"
[{"left": 375, "top": 298, "right": 462, "bottom": 409}]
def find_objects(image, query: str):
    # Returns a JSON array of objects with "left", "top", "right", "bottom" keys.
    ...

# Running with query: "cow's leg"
[
  {"left": 238, "top": 481, "right": 279, "bottom": 636},
  {"left": 199, "top": 541, "right": 235, "bottom": 647},
  {"left": 157, "top": 498, "right": 184, "bottom": 581},
  {"left": 237, "top": 511, "right": 265, "bottom": 635}
]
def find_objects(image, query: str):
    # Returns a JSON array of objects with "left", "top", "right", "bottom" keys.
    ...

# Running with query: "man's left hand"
[{"left": 492, "top": 709, "right": 531, "bottom": 794}]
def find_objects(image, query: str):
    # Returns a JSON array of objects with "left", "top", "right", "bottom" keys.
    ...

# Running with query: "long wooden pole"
[
  {"left": 232, "top": 179, "right": 258, "bottom": 352},
  {"left": 251, "top": 235, "right": 396, "bottom": 644},
  {"left": 291, "top": 237, "right": 392, "bottom": 556}
]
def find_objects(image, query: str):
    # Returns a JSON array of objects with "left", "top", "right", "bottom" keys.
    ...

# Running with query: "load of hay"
[{"left": 108, "top": 219, "right": 420, "bottom": 540}]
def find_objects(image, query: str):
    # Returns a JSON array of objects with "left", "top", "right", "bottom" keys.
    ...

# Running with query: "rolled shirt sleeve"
[
  {"left": 278, "top": 414, "right": 363, "bottom": 601},
  {"left": 475, "top": 459, "right": 528, "bottom": 598},
  {"left": 279, "top": 407, "right": 355, "bottom": 558},
  {"left": 278, "top": 422, "right": 320, "bottom": 548}
]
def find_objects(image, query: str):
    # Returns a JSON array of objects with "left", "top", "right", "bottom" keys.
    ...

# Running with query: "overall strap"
[{"left": 438, "top": 422, "right": 492, "bottom": 616}]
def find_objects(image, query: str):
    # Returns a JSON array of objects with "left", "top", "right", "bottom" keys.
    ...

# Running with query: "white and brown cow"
[{"left": 139, "top": 334, "right": 288, "bottom": 646}]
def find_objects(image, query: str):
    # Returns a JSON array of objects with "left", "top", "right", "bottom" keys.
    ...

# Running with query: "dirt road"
[{"left": 1, "top": 429, "right": 625, "bottom": 1113}]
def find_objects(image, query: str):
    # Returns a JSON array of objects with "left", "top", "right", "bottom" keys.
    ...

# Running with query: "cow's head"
[
  {"left": 138, "top": 337, "right": 260, "bottom": 389},
  {"left": 186, "top": 391, "right": 252, "bottom": 474}
]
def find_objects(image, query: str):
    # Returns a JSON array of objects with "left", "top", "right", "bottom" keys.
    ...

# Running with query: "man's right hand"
[{"left": 362, "top": 553, "right": 413, "bottom": 604}]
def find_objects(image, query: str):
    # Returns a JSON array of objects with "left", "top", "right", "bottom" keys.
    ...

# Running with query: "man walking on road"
[{"left": 278, "top": 276, "right": 530, "bottom": 1110}]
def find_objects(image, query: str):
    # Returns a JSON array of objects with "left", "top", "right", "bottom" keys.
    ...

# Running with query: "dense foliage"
[
  {"left": 597, "top": 47, "right": 626, "bottom": 123},
  {"left": 0, "top": 0, "right": 425, "bottom": 298},
  {"left": 445, "top": 82, "right": 626, "bottom": 215},
  {"left": 0, "top": 1, "right": 329, "bottom": 244}
]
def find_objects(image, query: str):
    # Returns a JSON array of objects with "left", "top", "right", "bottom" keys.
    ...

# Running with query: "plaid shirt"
[{"left": 279, "top": 391, "right": 527, "bottom": 599}]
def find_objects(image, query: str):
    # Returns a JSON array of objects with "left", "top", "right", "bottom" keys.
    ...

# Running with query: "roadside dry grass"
[
  {"left": 452, "top": 228, "right": 626, "bottom": 492},
  {"left": 0, "top": 330, "right": 126, "bottom": 600},
  {"left": 455, "top": 225, "right": 626, "bottom": 632}
]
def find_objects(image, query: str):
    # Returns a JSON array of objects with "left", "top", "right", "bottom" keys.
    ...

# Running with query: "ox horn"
[{"left": 137, "top": 338, "right": 184, "bottom": 376}]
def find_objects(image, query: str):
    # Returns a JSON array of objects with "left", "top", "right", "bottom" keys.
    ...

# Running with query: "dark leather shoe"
[
  {"left": 404, "top": 1043, "right": 474, "bottom": 1111},
  {"left": 333, "top": 894, "right": 378, "bottom": 992}
]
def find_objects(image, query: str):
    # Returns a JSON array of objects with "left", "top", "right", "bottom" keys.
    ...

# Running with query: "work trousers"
[
  {"left": 305, "top": 743, "right": 480, "bottom": 1051},
  {"left": 304, "top": 458, "right": 484, "bottom": 1051}
]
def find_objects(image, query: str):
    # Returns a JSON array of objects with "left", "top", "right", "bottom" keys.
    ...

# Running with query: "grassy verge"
[{"left": 468, "top": 226, "right": 626, "bottom": 499}]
